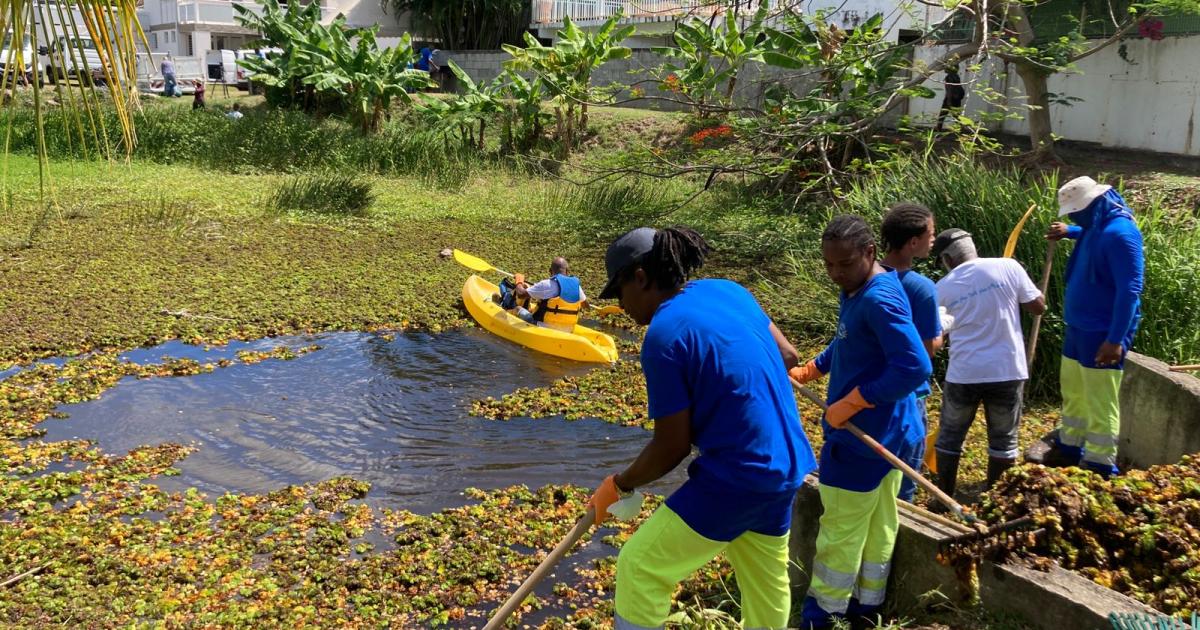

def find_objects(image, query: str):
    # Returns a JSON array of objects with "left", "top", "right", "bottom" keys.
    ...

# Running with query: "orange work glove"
[
  {"left": 587, "top": 474, "right": 624, "bottom": 523},
  {"left": 788, "top": 360, "right": 823, "bottom": 385},
  {"left": 825, "top": 387, "right": 874, "bottom": 429}
]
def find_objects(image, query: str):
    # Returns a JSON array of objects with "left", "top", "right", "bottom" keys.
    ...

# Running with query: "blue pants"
[
  {"left": 163, "top": 74, "right": 177, "bottom": 97},
  {"left": 498, "top": 279, "right": 534, "bottom": 323},
  {"left": 896, "top": 398, "right": 927, "bottom": 502}
]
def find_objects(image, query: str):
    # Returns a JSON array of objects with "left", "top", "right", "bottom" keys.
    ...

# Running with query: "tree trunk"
[
  {"left": 1013, "top": 60, "right": 1060, "bottom": 162},
  {"left": 478, "top": 119, "right": 486, "bottom": 150}
]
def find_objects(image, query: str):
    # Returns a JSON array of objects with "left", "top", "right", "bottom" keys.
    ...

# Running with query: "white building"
[
  {"left": 529, "top": 0, "right": 947, "bottom": 46},
  {"left": 137, "top": 0, "right": 410, "bottom": 56}
]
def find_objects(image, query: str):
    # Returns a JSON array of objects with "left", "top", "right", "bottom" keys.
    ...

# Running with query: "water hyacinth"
[{"left": 955, "top": 459, "right": 1200, "bottom": 616}]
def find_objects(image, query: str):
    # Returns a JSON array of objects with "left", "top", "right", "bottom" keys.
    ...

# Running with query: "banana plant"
[
  {"left": 503, "top": 12, "right": 633, "bottom": 152},
  {"left": 651, "top": 2, "right": 770, "bottom": 112},
  {"left": 416, "top": 60, "right": 504, "bottom": 149},
  {"left": 501, "top": 70, "right": 550, "bottom": 152},
  {"left": 236, "top": 0, "right": 432, "bottom": 133}
]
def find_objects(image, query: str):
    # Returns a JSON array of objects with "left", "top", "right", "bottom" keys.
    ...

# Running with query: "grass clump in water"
[{"left": 268, "top": 174, "right": 376, "bottom": 217}]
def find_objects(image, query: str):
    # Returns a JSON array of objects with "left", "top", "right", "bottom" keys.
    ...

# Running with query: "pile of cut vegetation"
[{"left": 969, "top": 459, "right": 1200, "bottom": 615}]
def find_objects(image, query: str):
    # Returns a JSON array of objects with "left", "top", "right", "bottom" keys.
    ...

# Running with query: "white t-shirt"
[
  {"left": 526, "top": 277, "right": 586, "bottom": 302},
  {"left": 936, "top": 258, "right": 1042, "bottom": 384}
]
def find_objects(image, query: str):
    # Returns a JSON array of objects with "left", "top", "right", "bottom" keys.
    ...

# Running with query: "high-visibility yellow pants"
[
  {"left": 614, "top": 505, "right": 791, "bottom": 630},
  {"left": 1058, "top": 356, "right": 1122, "bottom": 476},
  {"left": 802, "top": 470, "right": 902, "bottom": 628}
]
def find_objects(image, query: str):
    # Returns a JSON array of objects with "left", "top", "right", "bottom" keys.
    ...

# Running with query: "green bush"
[
  {"left": 834, "top": 152, "right": 1200, "bottom": 400},
  {"left": 268, "top": 173, "right": 376, "bottom": 216}
]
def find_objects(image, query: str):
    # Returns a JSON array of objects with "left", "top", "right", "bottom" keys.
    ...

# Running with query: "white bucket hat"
[{"left": 1057, "top": 176, "right": 1112, "bottom": 216}]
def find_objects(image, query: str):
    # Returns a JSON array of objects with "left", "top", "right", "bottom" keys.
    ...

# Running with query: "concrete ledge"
[
  {"left": 789, "top": 477, "right": 1160, "bottom": 629},
  {"left": 1119, "top": 352, "right": 1200, "bottom": 469}
]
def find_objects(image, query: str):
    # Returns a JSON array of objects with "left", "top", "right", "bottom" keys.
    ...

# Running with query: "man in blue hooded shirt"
[{"left": 1043, "top": 176, "right": 1144, "bottom": 477}]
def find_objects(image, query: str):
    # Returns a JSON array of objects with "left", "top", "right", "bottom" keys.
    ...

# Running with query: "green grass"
[{"left": 268, "top": 173, "right": 377, "bottom": 217}]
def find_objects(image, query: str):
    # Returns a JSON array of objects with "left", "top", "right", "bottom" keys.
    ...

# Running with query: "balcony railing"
[
  {"left": 177, "top": 0, "right": 329, "bottom": 26},
  {"left": 530, "top": 0, "right": 750, "bottom": 26}
]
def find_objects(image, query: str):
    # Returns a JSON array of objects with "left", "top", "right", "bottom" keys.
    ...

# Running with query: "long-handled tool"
[
  {"left": 790, "top": 378, "right": 979, "bottom": 525},
  {"left": 452, "top": 249, "right": 515, "bottom": 278},
  {"left": 1170, "top": 364, "right": 1200, "bottom": 373},
  {"left": 482, "top": 507, "right": 596, "bottom": 630},
  {"left": 1025, "top": 240, "right": 1057, "bottom": 371}
]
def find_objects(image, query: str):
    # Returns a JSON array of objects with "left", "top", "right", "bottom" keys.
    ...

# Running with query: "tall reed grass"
[{"left": 0, "top": 105, "right": 488, "bottom": 189}]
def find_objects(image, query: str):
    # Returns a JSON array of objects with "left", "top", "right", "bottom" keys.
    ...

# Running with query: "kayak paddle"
[
  {"left": 596, "top": 305, "right": 624, "bottom": 316},
  {"left": 453, "top": 249, "right": 515, "bottom": 278}
]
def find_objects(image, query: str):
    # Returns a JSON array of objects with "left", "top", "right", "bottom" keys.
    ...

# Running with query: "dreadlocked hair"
[
  {"left": 631, "top": 226, "right": 710, "bottom": 291},
  {"left": 822, "top": 215, "right": 875, "bottom": 254},
  {"left": 880, "top": 202, "right": 933, "bottom": 252}
]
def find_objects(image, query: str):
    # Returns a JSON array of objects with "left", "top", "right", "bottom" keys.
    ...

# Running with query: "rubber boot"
[
  {"left": 986, "top": 457, "right": 1016, "bottom": 489},
  {"left": 931, "top": 452, "right": 960, "bottom": 514}
]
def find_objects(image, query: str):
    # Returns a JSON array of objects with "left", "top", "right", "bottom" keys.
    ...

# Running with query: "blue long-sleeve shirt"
[
  {"left": 1062, "top": 190, "right": 1144, "bottom": 346},
  {"left": 814, "top": 271, "right": 932, "bottom": 490}
]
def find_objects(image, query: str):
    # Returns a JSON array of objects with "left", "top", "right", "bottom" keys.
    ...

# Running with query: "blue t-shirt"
[
  {"left": 641, "top": 279, "right": 817, "bottom": 541},
  {"left": 896, "top": 268, "right": 940, "bottom": 398},
  {"left": 814, "top": 271, "right": 932, "bottom": 491}
]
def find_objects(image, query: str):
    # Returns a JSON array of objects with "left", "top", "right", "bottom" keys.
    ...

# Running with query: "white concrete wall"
[
  {"left": 910, "top": 35, "right": 1200, "bottom": 156},
  {"left": 325, "top": 0, "right": 408, "bottom": 36}
]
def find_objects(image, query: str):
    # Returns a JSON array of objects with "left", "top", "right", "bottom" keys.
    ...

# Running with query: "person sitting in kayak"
[{"left": 497, "top": 257, "right": 588, "bottom": 332}]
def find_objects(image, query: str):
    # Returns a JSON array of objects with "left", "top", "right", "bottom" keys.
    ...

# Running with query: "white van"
[
  {"left": 234, "top": 47, "right": 281, "bottom": 92},
  {"left": 43, "top": 35, "right": 104, "bottom": 84},
  {"left": 0, "top": 31, "right": 38, "bottom": 85}
]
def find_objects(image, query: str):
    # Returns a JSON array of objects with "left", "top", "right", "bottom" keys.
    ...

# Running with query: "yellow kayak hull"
[{"left": 462, "top": 275, "right": 618, "bottom": 364}]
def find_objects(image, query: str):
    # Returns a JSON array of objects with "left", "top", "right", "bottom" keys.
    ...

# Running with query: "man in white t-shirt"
[{"left": 931, "top": 228, "right": 1046, "bottom": 501}]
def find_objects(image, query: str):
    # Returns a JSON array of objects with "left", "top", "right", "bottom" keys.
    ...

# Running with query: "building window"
[{"left": 150, "top": 32, "right": 158, "bottom": 48}]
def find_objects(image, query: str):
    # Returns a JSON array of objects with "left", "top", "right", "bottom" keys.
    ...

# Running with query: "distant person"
[
  {"left": 161, "top": 54, "right": 177, "bottom": 98},
  {"left": 226, "top": 102, "right": 244, "bottom": 120},
  {"left": 930, "top": 228, "right": 1045, "bottom": 501},
  {"left": 416, "top": 46, "right": 436, "bottom": 73},
  {"left": 192, "top": 80, "right": 206, "bottom": 110},
  {"left": 495, "top": 257, "right": 587, "bottom": 332},
  {"left": 935, "top": 64, "right": 965, "bottom": 132},
  {"left": 1036, "top": 177, "right": 1144, "bottom": 478}
]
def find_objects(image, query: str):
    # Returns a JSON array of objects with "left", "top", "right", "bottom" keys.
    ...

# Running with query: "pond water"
[{"left": 39, "top": 329, "right": 682, "bottom": 513}]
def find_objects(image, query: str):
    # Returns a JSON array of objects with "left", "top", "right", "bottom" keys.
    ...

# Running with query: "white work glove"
[
  {"left": 939, "top": 306, "right": 956, "bottom": 334},
  {"left": 607, "top": 492, "right": 645, "bottom": 521}
]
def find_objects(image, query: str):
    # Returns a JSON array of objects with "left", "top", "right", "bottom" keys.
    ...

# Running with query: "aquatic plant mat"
[{"left": 949, "top": 460, "right": 1200, "bottom": 616}]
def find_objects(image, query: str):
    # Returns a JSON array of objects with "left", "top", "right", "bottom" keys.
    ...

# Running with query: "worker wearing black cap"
[{"left": 586, "top": 226, "right": 816, "bottom": 630}]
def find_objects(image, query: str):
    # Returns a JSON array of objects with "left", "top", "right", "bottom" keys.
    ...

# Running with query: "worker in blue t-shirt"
[
  {"left": 587, "top": 226, "right": 817, "bottom": 630},
  {"left": 791, "top": 215, "right": 932, "bottom": 628},
  {"left": 879, "top": 202, "right": 942, "bottom": 502}
]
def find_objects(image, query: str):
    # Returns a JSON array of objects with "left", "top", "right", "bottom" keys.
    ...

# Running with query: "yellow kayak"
[{"left": 462, "top": 275, "right": 618, "bottom": 364}]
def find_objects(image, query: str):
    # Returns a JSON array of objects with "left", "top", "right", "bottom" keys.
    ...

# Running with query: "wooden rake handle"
[
  {"left": 482, "top": 506, "right": 596, "bottom": 630},
  {"left": 790, "top": 379, "right": 975, "bottom": 524},
  {"left": 1026, "top": 240, "right": 1057, "bottom": 371}
]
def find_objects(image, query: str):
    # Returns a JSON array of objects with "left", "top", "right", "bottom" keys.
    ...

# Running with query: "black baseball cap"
[
  {"left": 932, "top": 228, "right": 972, "bottom": 258},
  {"left": 598, "top": 227, "right": 657, "bottom": 299}
]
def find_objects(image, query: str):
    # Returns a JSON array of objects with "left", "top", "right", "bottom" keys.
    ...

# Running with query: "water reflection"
[{"left": 41, "top": 330, "right": 683, "bottom": 513}]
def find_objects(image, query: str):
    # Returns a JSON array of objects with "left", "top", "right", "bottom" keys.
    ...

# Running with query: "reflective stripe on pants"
[
  {"left": 1058, "top": 356, "right": 1122, "bottom": 474},
  {"left": 803, "top": 470, "right": 902, "bottom": 625},
  {"left": 615, "top": 504, "right": 791, "bottom": 630}
]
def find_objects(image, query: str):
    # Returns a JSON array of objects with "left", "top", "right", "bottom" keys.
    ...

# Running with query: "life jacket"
[{"left": 532, "top": 274, "right": 583, "bottom": 330}]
